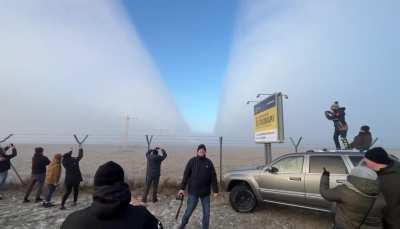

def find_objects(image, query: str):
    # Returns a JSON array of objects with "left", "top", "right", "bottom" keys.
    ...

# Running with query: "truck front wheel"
[{"left": 229, "top": 184, "right": 257, "bottom": 213}]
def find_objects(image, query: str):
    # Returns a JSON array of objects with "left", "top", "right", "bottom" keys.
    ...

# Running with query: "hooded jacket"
[
  {"left": 62, "top": 149, "right": 83, "bottom": 185},
  {"left": 320, "top": 173, "right": 381, "bottom": 229},
  {"left": 377, "top": 160, "right": 400, "bottom": 229},
  {"left": 180, "top": 156, "right": 219, "bottom": 197},
  {"left": 31, "top": 152, "right": 50, "bottom": 175},
  {"left": 45, "top": 156, "right": 62, "bottom": 185},
  {"left": 146, "top": 149, "right": 167, "bottom": 178},
  {"left": 61, "top": 182, "right": 162, "bottom": 229},
  {"left": 350, "top": 132, "right": 372, "bottom": 151},
  {"left": 325, "top": 107, "right": 348, "bottom": 132},
  {"left": 0, "top": 146, "right": 17, "bottom": 173}
]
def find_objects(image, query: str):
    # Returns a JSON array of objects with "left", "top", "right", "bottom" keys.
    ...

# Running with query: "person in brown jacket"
[
  {"left": 42, "top": 153, "right": 62, "bottom": 207},
  {"left": 350, "top": 125, "right": 372, "bottom": 151}
]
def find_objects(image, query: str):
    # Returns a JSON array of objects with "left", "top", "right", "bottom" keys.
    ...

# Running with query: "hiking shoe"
[
  {"left": 23, "top": 198, "right": 30, "bottom": 203},
  {"left": 43, "top": 202, "right": 55, "bottom": 208},
  {"left": 71, "top": 202, "right": 77, "bottom": 207},
  {"left": 152, "top": 199, "right": 158, "bottom": 203},
  {"left": 35, "top": 198, "right": 43, "bottom": 203},
  {"left": 60, "top": 205, "right": 66, "bottom": 210}
]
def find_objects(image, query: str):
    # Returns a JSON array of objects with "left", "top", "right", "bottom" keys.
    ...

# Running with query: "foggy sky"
[
  {"left": 216, "top": 0, "right": 400, "bottom": 148},
  {"left": 0, "top": 0, "right": 188, "bottom": 142}
]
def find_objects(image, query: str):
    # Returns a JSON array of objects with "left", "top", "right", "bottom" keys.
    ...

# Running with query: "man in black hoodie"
[
  {"left": 325, "top": 101, "right": 348, "bottom": 149},
  {"left": 23, "top": 147, "right": 50, "bottom": 203},
  {"left": 364, "top": 147, "right": 400, "bottom": 229},
  {"left": 143, "top": 147, "right": 167, "bottom": 203},
  {"left": 0, "top": 144, "right": 17, "bottom": 200},
  {"left": 177, "top": 144, "right": 219, "bottom": 229},
  {"left": 60, "top": 146, "right": 84, "bottom": 210},
  {"left": 61, "top": 161, "right": 162, "bottom": 229}
]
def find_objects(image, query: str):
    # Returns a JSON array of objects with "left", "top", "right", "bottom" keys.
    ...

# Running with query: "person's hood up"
[{"left": 90, "top": 182, "right": 131, "bottom": 220}]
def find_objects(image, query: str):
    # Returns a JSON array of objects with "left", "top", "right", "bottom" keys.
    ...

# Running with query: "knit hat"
[
  {"left": 94, "top": 161, "right": 125, "bottom": 187},
  {"left": 361, "top": 125, "right": 370, "bottom": 132},
  {"left": 365, "top": 147, "right": 392, "bottom": 165},
  {"left": 197, "top": 144, "right": 207, "bottom": 152},
  {"left": 331, "top": 101, "right": 340, "bottom": 110},
  {"left": 349, "top": 166, "right": 377, "bottom": 181}
]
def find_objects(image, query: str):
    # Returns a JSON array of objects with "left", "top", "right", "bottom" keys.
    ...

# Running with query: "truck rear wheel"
[{"left": 229, "top": 184, "right": 257, "bottom": 213}]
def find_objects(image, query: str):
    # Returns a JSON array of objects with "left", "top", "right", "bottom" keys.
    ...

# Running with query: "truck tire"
[{"left": 229, "top": 184, "right": 257, "bottom": 213}]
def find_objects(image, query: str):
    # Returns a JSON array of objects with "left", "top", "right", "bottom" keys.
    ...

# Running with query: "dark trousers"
[
  {"left": 334, "top": 130, "right": 347, "bottom": 150},
  {"left": 24, "top": 173, "right": 45, "bottom": 200},
  {"left": 143, "top": 176, "right": 160, "bottom": 202},
  {"left": 45, "top": 184, "right": 56, "bottom": 202},
  {"left": 179, "top": 194, "right": 210, "bottom": 229},
  {"left": 61, "top": 183, "right": 79, "bottom": 206}
]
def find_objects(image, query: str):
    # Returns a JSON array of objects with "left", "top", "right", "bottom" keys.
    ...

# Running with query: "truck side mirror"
[{"left": 267, "top": 166, "right": 279, "bottom": 173}]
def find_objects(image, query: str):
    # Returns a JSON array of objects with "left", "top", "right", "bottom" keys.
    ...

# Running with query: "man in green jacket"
[
  {"left": 320, "top": 166, "right": 382, "bottom": 229},
  {"left": 364, "top": 147, "right": 400, "bottom": 229}
]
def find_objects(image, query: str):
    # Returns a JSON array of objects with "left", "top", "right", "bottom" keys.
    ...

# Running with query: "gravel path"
[{"left": 0, "top": 190, "right": 333, "bottom": 229}]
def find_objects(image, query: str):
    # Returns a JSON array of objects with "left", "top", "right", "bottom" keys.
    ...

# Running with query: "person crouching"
[{"left": 42, "top": 153, "right": 62, "bottom": 207}]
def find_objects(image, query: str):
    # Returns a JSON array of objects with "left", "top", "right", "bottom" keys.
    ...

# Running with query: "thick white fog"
[
  {"left": 0, "top": 0, "right": 188, "bottom": 142},
  {"left": 216, "top": 0, "right": 400, "bottom": 148}
]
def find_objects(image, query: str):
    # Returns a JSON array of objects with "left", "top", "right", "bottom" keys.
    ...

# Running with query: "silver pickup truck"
[{"left": 223, "top": 150, "right": 366, "bottom": 213}]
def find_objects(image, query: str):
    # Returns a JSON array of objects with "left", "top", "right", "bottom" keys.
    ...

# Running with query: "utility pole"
[{"left": 122, "top": 114, "right": 135, "bottom": 151}]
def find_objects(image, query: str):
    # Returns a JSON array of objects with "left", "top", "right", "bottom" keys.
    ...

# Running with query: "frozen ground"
[{"left": 0, "top": 190, "right": 332, "bottom": 229}]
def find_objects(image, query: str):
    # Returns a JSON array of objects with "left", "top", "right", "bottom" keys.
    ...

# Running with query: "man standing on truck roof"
[
  {"left": 325, "top": 101, "right": 348, "bottom": 150},
  {"left": 177, "top": 144, "right": 219, "bottom": 229}
]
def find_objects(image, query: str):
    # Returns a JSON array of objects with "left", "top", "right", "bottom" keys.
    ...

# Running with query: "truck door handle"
[
  {"left": 289, "top": 177, "right": 302, "bottom": 182},
  {"left": 336, "top": 179, "right": 346, "bottom": 184}
]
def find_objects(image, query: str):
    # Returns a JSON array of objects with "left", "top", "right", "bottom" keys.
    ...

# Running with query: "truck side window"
[
  {"left": 309, "top": 156, "right": 348, "bottom": 174},
  {"left": 272, "top": 156, "right": 303, "bottom": 173}
]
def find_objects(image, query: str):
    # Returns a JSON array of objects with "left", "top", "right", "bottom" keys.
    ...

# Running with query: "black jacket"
[
  {"left": 0, "top": 146, "right": 17, "bottom": 173},
  {"left": 61, "top": 182, "right": 162, "bottom": 229},
  {"left": 320, "top": 174, "right": 381, "bottom": 229},
  {"left": 377, "top": 160, "right": 400, "bottom": 229},
  {"left": 62, "top": 149, "right": 83, "bottom": 185},
  {"left": 350, "top": 132, "right": 373, "bottom": 151},
  {"left": 180, "top": 156, "right": 219, "bottom": 197},
  {"left": 325, "top": 107, "right": 348, "bottom": 132},
  {"left": 146, "top": 149, "right": 167, "bottom": 178},
  {"left": 31, "top": 153, "right": 50, "bottom": 175}
]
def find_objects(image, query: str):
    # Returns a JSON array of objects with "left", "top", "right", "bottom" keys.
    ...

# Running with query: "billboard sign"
[{"left": 254, "top": 92, "right": 285, "bottom": 143}]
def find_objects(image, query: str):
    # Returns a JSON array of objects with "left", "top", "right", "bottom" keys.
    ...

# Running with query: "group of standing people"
[
  {"left": 21, "top": 146, "right": 84, "bottom": 209},
  {"left": 321, "top": 147, "right": 400, "bottom": 229},
  {"left": 326, "top": 101, "right": 373, "bottom": 150}
]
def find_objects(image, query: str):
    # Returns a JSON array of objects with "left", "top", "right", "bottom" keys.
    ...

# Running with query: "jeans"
[
  {"left": 334, "top": 130, "right": 347, "bottom": 150},
  {"left": 180, "top": 194, "right": 210, "bottom": 229},
  {"left": 45, "top": 184, "right": 56, "bottom": 202},
  {"left": 0, "top": 171, "right": 8, "bottom": 191},
  {"left": 61, "top": 183, "right": 80, "bottom": 206},
  {"left": 143, "top": 176, "right": 160, "bottom": 202},
  {"left": 24, "top": 173, "right": 45, "bottom": 200}
]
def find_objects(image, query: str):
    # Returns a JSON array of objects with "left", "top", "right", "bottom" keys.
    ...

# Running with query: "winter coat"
[
  {"left": 377, "top": 160, "right": 400, "bottom": 229},
  {"left": 31, "top": 153, "right": 50, "bottom": 175},
  {"left": 320, "top": 173, "right": 381, "bottom": 229},
  {"left": 325, "top": 107, "right": 348, "bottom": 132},
  {"left": 45, "top": 160, "right": 61, "bottom": 185},
  {"left": 62, "top": 149, "right": 83, "bottom": 186},
  {"left": 146, "top": 149, "right": 167, "bottom": 178},
  {"left": 61, "top": 182, "right": 162, "bottom": 229},
  {"left": 350, "top": 132, "right": 372, "bottom": 151},
  {"left": 0, "top": 146, "right": 17, "bottom": 173},
  {"left": 180, "top": 156, "right": 219, "bottom": 197}
]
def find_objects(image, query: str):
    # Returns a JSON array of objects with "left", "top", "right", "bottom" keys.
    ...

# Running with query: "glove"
[{"left": 322, "top": 167, "right": 330, "bottom": 176}]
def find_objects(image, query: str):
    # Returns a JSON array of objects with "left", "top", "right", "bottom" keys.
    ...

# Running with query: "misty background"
[{"left": 0, "top": 0, "right": 399, "bottom": 148}]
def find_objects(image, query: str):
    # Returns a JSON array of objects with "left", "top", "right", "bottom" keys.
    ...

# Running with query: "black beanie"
[
  {"left": 94, "top": 161, "right": 125, "bottom": 187},
  {"left": 361, "top": 125, "right": 370, "bottom": 132},
  {"left": 365, "top": 147, "right": 392, "bottom": 165},
  {"left": 197, "top": 144, "right": 207, "bottom": 152}
]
